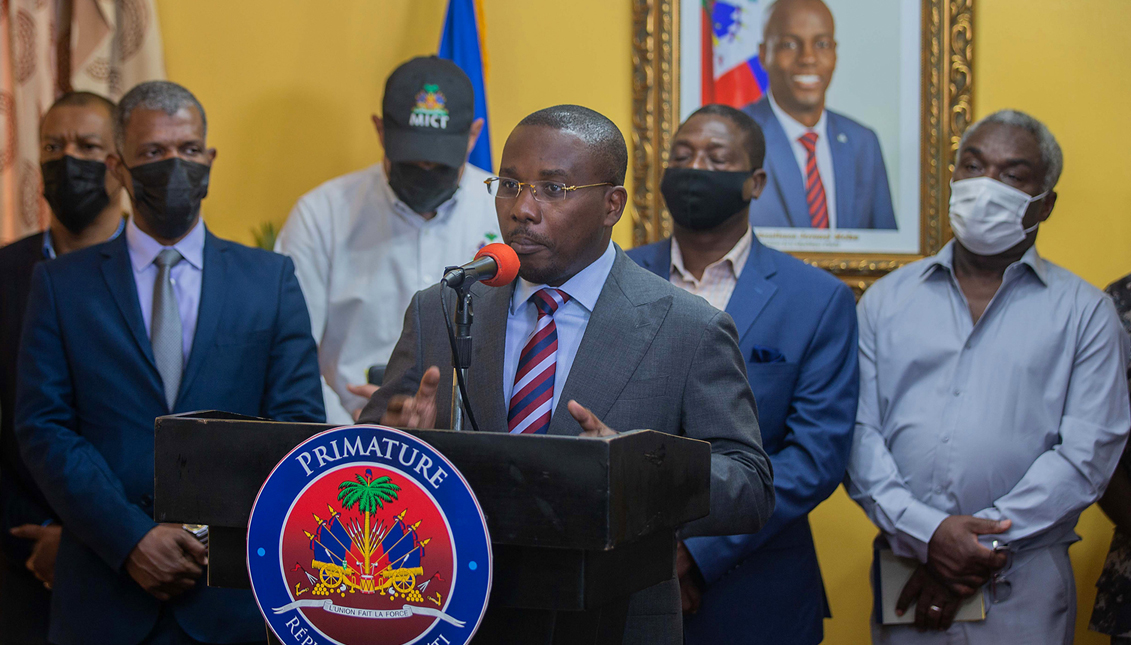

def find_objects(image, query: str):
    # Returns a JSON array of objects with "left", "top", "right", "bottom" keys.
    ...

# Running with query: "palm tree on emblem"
[{"left": 338, "top": 470, "right": 400, "bottom": 575}]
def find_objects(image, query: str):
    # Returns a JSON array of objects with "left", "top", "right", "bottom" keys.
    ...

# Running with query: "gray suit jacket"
[{"left": 359, "top": 246, "right": 775, "bottom": 644}]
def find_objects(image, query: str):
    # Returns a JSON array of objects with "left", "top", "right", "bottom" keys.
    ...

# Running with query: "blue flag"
[{"left": 439, "top": 0, "right": 492, "bottom": 172}]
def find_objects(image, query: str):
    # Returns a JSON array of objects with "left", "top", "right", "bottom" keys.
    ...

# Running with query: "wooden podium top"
[{"left": 154, "top": 411, "right": 711, "bottom": 551}]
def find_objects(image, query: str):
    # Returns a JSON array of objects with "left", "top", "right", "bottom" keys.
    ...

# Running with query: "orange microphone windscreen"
[{"left": 474, "top": 243, "right": 521, "bottom": 287}]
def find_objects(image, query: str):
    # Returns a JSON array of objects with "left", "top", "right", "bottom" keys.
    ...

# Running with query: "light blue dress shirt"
[
  {"left": 503, "top": 241, "right": 616, "bottom": 416},
  {"left": 846, "top": 241, "right": 1131, "bottom": 561},
  {"left": 125, "top": 217, "right": 205, "bottom": 361}
]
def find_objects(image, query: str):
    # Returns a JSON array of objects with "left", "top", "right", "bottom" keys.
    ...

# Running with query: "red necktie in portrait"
[{"left": 799, "top": 132, "right": 829, "bottom": 229}]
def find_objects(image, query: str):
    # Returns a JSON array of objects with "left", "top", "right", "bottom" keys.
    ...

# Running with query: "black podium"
[{"left": 153, "top": 411, "right": 711, "bottom": 644}]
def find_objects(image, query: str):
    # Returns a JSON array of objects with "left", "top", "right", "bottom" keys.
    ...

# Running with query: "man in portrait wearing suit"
[
  {"left": 0, "top": 91, "right": 125, "bottom": 645},
  {"left": 629, "top": 104, "right": 858, "bottom": 644},
  {"left": 16, "top": 81, "right": 325, "bottom": 645},
  {"left": 359, "top": 104, "right": 775, "bottom": 644},
  {"left": 744, "top": 0, "right": 897, "bottom": 230}
]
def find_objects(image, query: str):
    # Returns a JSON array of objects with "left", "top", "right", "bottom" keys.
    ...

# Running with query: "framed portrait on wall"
[{"left": 631, "top": 0, "right": 974, "bottom": 290}]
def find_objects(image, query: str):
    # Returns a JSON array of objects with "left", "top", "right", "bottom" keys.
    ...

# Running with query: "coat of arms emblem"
[
  {"left": 409, "top": 84, "right": 450, "bottom": 128},
  {"left": 248, "top": 425, "right": 492, "bottom": 645}
]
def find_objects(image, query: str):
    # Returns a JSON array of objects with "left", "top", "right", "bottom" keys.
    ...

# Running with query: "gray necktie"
[{"left": 151, "top": 248, "right": 184, "bottom": 410}]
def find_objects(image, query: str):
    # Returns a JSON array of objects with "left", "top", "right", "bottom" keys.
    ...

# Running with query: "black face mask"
[
  {"left": 125, "top": 157, "right": 210, "bottom": 240},
  {"left": 41, "top": 156, "right": 111, "bottom": 234},
  {"left": 388, "top": 162, "right": 460, "bottom": 214},
  {"left": 660, "top": 167, "right": 752, "bottom": 231}
]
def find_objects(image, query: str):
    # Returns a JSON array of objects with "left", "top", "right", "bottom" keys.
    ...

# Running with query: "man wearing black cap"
[{"left": 277, "top": 56, "right": 499, "bottom": 424}]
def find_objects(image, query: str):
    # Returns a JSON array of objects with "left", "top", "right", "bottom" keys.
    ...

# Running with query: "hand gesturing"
[{"left": 381, "top": 366, "right": 441, "bottom": 429}]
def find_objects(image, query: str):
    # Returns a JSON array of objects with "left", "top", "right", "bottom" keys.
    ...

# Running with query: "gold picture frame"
[{"left": 630, "top": 0, "right": 974, "bottom": 292}]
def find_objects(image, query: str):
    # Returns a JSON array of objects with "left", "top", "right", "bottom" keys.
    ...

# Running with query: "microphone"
[
  {"left": 440, "top": 244, "right": 519, "bottom": 433},
  {"left": 442, "top": 243, "right": 520, "bottom": 289}
]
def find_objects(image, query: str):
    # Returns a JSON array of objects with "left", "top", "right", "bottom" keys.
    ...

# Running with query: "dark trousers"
[{"left": 0, "top": 550, "right": 51, "bottom": 645}]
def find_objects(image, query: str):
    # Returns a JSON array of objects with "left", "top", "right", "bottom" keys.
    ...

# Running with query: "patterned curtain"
[{"left": 0, "top": 0, "right": 165, "bottom": 245}]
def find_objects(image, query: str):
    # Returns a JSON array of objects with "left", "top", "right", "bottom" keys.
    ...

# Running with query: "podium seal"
[{"left": 248, "top": 425, "right": 492, "bottom": 645}]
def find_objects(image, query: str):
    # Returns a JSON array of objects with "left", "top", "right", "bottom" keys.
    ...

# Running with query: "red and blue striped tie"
[
  {"left": 799, "top": 132, "right": 829, "bottom": 229},
  {"left": 508, "top": 288, "right": 570, "bottom": 435}
]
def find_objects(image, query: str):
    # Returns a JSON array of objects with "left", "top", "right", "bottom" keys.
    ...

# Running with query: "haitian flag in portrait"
[{"left": 702, "top": 0, "right": 770, "bottom": 108}]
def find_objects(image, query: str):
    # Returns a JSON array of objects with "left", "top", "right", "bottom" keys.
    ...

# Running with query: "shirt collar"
[
  {"left": 126, "top": 216, "right": 206, "bottom": 273},
  {"left": 670, "top": 226, "right": 754, "bottom": 282},
  {"left": 768, "top": 91, "right": 828, "bottom": 143},
  {"left": 511, "top": 241, "right": 617, "bottom": 315},
  {"left": 41, "top": 230, "right": 54, "bottom": 260},
  {"left": 42, "top": 217, "right": 126, "bottom": 260},
  {"left": 921, "top": 240, "right": 1049, "bottom": 286}
]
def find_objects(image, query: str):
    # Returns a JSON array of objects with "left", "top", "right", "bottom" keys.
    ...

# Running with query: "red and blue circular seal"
[{"left": 248, "top": 425, "right": 492, "bottom": 645}]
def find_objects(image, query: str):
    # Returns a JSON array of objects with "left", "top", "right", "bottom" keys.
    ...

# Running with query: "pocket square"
[{"left": 750, "top": 345, "right": 787, "bottom": 364}]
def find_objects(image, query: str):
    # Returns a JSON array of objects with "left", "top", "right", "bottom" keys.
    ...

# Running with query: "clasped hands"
[
  {"left": 896, "top": 515, "right": 1011, "bottom": 632},
  {"left": 14, "top": 520, "right": 208, "bottom": 600},
  {"left": 380, "top": 366, "right": 616, "bottom": 437},
  {"left": 126, "top": 524, "right": 208, "bottom": 601}
]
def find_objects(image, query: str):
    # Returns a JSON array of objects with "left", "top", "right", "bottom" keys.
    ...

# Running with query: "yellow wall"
[
  {"left": 157, "top": 0, "right": 1131, "bottom": 642},
  {"left": 157, "top": 0, "right": 633, "bottom": 246}
]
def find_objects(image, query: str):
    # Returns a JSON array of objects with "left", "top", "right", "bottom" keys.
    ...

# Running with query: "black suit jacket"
[{"left": 0, "top": 232, "right": 56, "bottom": 563}]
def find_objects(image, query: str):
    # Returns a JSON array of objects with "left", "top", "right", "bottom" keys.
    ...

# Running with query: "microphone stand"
[
  {"left": 441, "top": 268, "right": 480, "bottom": 432},
  {"left": 451, "top": 287, "right": 473, "bottom": 431}
]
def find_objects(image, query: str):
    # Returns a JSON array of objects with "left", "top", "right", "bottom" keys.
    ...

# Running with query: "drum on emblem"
[{"left": 248, "top": 425, "right": 492, "bottom": 645}]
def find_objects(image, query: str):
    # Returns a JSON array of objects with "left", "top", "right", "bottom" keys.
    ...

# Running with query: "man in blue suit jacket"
[
  {"left": 629, "top": 104, "right": 858, "bottom": 644},
  {"left": 0, "top": 90, "right": 126, "bottom": 645},
  {"left": 15, "top": 81, "right": 325, "bottom": 645},
  {"left": 744, "top": 0, "right": 896, "bottom": 230}
]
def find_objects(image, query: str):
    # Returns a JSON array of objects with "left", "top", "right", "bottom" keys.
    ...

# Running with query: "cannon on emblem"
[{"left": 306, "top": 506, "right": 428, "bottom": 599}]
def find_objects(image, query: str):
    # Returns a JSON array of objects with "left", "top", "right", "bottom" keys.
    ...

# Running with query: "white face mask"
[{"left": 948, "top": 176, "right": 1047, "bottom": 256}]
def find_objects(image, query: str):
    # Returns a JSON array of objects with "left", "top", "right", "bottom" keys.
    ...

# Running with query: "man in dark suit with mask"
[
  {"left": 0, "top": 91, "right": 124, "bottom": 645},
  {"left": 359, "top": 104, "right": 775, "bottom": 644},
  {"left": 16, "top": 80, "right": 325, "bottom": 645},
  {"left": 629, "top": 104, "right": 858, "bottom": 645}
]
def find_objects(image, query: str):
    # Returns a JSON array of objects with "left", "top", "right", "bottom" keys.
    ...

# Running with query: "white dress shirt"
[
  {"left": 767, "top": 91, "right": 838, "bottom": 229},
  {"left": 669, "top": 226, "right": 753, "bottom": 311},
  {"left": 126, "top": 216, "right": 205, "bottom": 361},
  {"left": 503, "top": 241, "right": 616, "bottom": 414},
  {"left": 846, "top": 242, "right": 1131, "bottom": 561},
  {"left": 276, "top": 163, "right": 501, "bottom": 424}
]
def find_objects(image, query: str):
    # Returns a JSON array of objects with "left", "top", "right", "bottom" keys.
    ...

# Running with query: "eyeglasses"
[{"left": 484, "top": 177, "right": 615, "bottom": 203}]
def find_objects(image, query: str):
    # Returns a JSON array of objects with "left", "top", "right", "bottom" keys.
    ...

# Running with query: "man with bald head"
[
  {"left": 16, "top": 80, "right": 324, "bottom": 644},
  {"left": 0, "top": 90, "right": 124, "bottom": 645},
  {"left": 744, "top": 0, "right": 896, "bottom": 229},
  {"left": 846, "top": 110, "right": 1130, "bottom": 642},
  {"left": 359, "top": 104, "right": 774, "bottom": 644}
]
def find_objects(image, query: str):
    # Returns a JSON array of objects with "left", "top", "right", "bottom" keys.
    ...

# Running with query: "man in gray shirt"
[{"left": 846, "top": 109, "right": 1131, "bottom": 643}]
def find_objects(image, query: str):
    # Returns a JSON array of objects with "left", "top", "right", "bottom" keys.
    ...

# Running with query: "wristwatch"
[{"left": 182, "top": 524, "right": 209, "bottom": 547}]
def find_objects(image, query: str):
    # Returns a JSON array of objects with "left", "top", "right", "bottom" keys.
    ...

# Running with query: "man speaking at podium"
[{"left": 359, "top": 104, "right": 775, "bottom": 643}]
